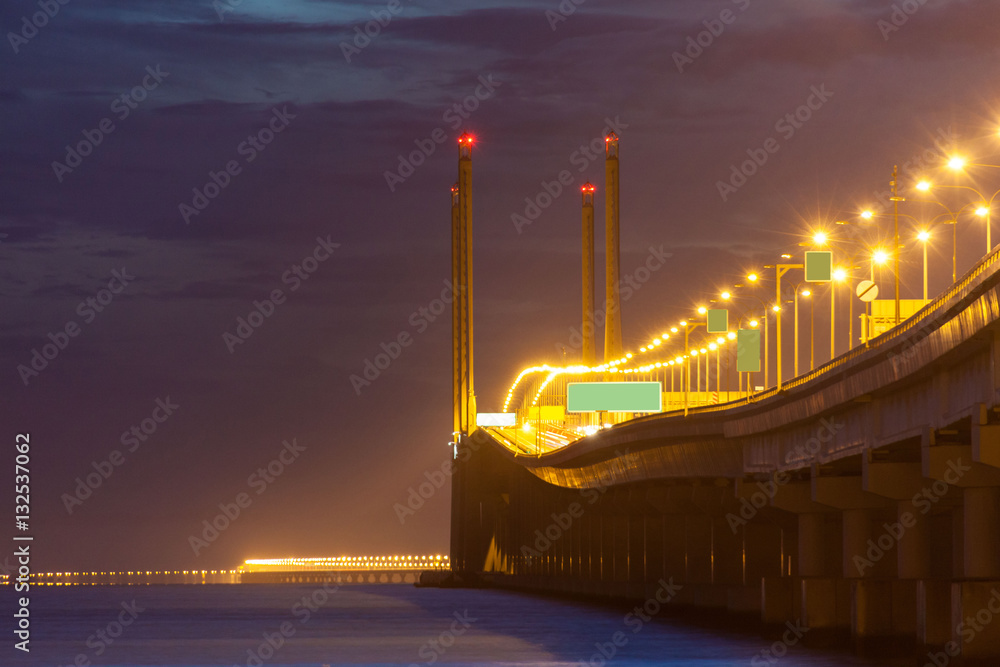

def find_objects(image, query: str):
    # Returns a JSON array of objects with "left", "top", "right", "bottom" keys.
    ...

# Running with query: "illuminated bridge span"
[
  {"left": 447, "top": 133, "right": 1000, "bottom": 659},
  {"left": 239, "top": 555, "right": 449, "bottom": 584},
  {"left": 5, "top": 557, "right": 449, "bottom": 586}
]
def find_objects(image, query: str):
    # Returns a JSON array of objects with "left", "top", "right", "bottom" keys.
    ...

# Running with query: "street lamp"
[
  {"left": 925, "top": 163, "right": 1000, "bottom": 253},
  {"left": 891, "top": 166, "right": 903, "bottom": 325},
  {"left": 679, "top": 316, "right": 706, "bottom": 416},
  {"left": 764, "top": 261, "right": 803, "bottom": 389},
  {"left": 912, "top": 187, "right": 992, "bottom": 281},
  {"left": 830, "top": 268, "right": 847, "bottom": 359},
  {"left": 794, "top": 288, "right": 813, "bottom": 375},
  {"left": 917, "top": 230, "right": 931, "bottom": 300},
  {"left": 737, "top": 276, "right": 771, "bottom": 388}
]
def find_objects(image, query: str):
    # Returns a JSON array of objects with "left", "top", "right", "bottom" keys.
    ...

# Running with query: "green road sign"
[
  {"left": 737, "top": 329, "right": 761, "bottom": 372},
  {"left": 567, "top": 382, "right": 662, "bottom": 412},
  {"left": 707, "top": 309, "right": 728, "bottom": 333},
  {"left": 805, "top": 251, "right": 833, "bottom": 282}
]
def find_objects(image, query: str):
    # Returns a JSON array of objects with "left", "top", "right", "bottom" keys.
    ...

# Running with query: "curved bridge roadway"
[{"left": 458, "top": 245, "right": 1000, "bottom": 659}]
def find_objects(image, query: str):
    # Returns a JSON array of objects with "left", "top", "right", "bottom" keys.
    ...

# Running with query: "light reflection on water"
[{"left": 1, "top": 583, "right": 909, "bottom": 666}]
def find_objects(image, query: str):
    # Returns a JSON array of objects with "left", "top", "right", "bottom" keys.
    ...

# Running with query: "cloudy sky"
[{"left": 3, "top": 0, "right": 1000, "bottom": 571}]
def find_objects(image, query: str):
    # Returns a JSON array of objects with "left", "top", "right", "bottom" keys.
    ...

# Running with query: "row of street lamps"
[{"left": 669, "top": 148, "right": 1000, "bottom": 395}]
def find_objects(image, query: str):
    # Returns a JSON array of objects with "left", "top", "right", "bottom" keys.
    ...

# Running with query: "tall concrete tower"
[
  {"left": 604, "top": 132, "right": 623, "bottom": 361},
  {"left": 581, "top": 183, "right": 597, "bottom": 365},
  {"left": 450, "top": 182, "right": 462, "bottom": 436},
  {"left": 456, "top": 133, "right": 476, "bottom": 434}
]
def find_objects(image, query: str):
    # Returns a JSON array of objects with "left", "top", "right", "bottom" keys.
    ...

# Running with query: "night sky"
[{"left": 3, "top": 0, "right": 1000, "bottom": 572}]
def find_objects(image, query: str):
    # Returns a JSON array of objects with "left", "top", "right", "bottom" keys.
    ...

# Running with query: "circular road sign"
[{"left": 856, "top": 280, "right": 879, "bottom": 302}]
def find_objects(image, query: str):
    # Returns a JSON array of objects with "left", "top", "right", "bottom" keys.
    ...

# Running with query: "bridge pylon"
[
  {"left": 453, "top": 133, "right": 476, "bottom": 437},
  {"left": 604, "top": 132, "right": 622, "bottom": 362},
  {"left": 581, "top": 183, "right": 597, "bottom": 366}
]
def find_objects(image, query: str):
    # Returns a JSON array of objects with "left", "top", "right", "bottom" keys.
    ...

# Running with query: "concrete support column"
[
  {"left": 897, "top": 500, "right": 931, "bottom": 579},
  {"left": 798, "top": 513, "right": 839, "bottom": 577},
  {"left": 628, "top": 515, "right": 645, "bottom": 586},
  {"left": 663, "top": 515, "right": 686, "bottom": 582},
  {"left": 686, "top": 514, "right": 714, "bottom": 584},
  {"left": 613, "top": 514, "right": 629, "bottom": 583},
  {"left": 745, "top": 523, "right": 785, "bottom": 584},
  {"left": 644, "top": 515, "right": 665, "bottom": 584},
  {"left": 577, "top": 510, "right": 594, "bottom": 581},
  {"left": 842, "top": 509, "right": 895, "bottom": 579},
  {"left": 712, "top": 515, "right": 743, "bottom": 585},
  {"left": 798, "top": 512, "right": 847, "bottom": 630},
  {"left": 600, "top": 513, "right": 613, "bottom": 584},
  {"left": 963, "top": 487, "right": 1000, "bottom": 579}
]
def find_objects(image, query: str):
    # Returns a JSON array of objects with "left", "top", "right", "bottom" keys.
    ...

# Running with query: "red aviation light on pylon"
[
  {"left": 458, "top": 133, "right": 475, "bottom": 145},
  {"left": 581, "top": 183, "right": 595, "bottom": 193}
]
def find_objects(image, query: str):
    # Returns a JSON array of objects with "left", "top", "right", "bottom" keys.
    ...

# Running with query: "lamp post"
[
  {"left": 889, "top": 166, "right": 905, "bottom": 324},
  {"left": 742, "top": 272, "right": 775, "bottom": 388},
  {"left": 794, "top": 287, "right": 811, "bottom": 377},
  {"left": 917, "top": 230, "right": 930, "bottom": 300},
  {"left": 736, "top": 313, "right": 761, "bottom": 398},
  {"left": 680, "top": 316, "right": 706, "bottom": 416},
  {"left": 770, "top": 263, "right": 802, "bottom": 389},
  {"left": 906, "top": 192, "right": 983, "bottom": 284},
  {"left": 809, "top": 290, "right": 815, "bottom": 370},
  {"left": 942, "top": 157, "right": 1000, "bottom": 253}
]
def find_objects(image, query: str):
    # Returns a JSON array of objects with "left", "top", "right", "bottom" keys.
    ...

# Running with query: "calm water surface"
[{"left": 1, "top": 584, "right": 909, "bottom": 666}]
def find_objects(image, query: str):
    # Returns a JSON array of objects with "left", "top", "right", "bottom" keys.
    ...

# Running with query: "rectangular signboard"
[
  {"left": 737, "top": 329, "right": 761, "bottom": 372},
  {"left": 707, "top": 309, "right": 728, "bottom": 333},
  {"left": 525, "top": 406, "right": 565, "bottom": 421},
  {"left": 567, "top": 382, "right": 662, "bottom": 413},
  {"left": 805, "top": 251, "right": 833, "bottom": 282},
  {"left": 476, "top": 412, "right": 517, "bottom": 427}
]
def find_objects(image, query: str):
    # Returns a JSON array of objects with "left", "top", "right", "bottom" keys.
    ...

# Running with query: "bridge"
[
  {"left": 448, "top": 133, "right": 1000, "bottom": 660},
  {"left": 4, "top": 555, "right": 450, "bottom": 586}
]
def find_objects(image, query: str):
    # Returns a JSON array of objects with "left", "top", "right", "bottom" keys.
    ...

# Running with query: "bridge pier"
[{"left": 963, "top": 486, "right": 1000, "bottom": 579}]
